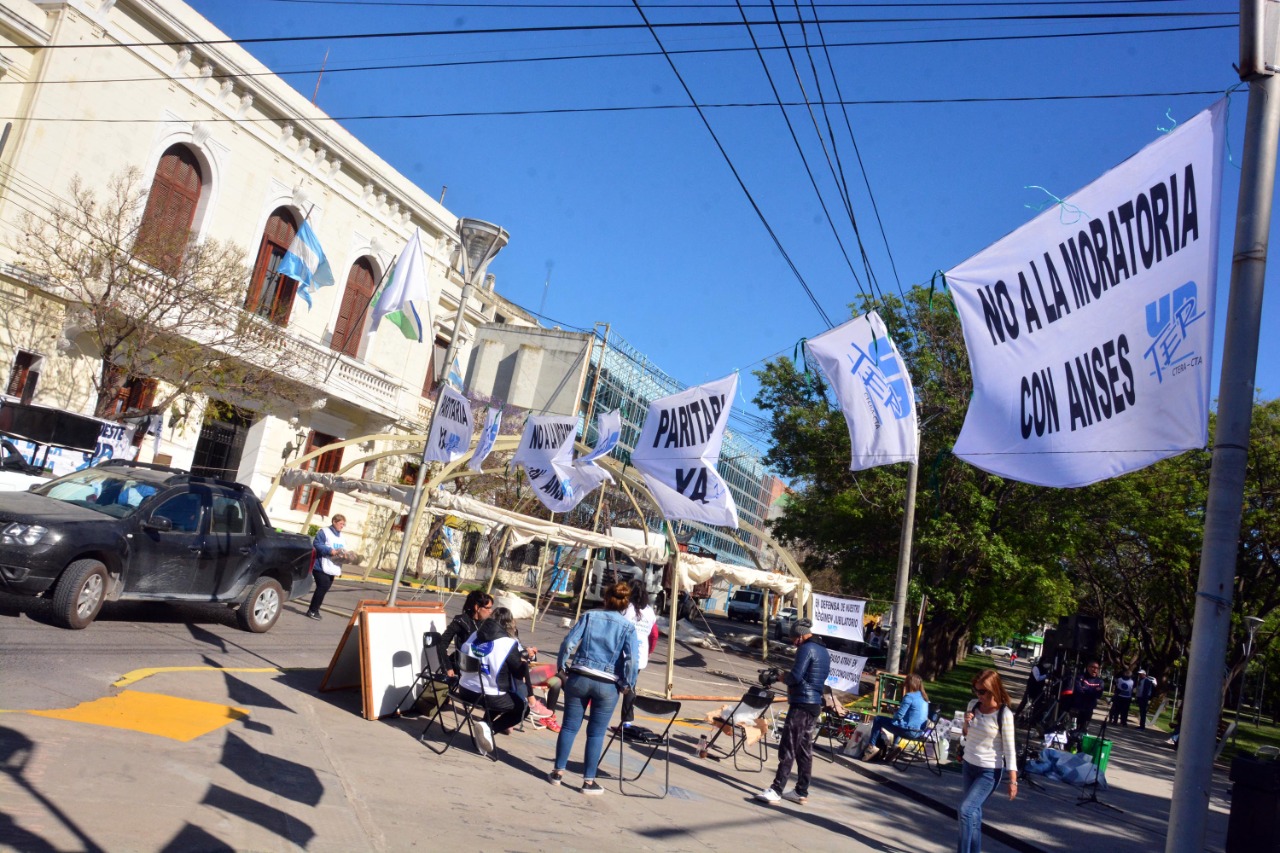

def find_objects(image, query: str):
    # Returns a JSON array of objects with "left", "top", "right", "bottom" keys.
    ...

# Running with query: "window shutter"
[
  {"left": 137, "top": 146, "right": 202, "bottom": 273},
  {"left": 331, "top": 257, "right": 376, "bottom": 357}
]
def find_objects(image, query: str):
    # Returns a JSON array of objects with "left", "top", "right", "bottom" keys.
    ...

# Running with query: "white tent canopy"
[{"left": 676, "top": 552, "right": 810, "bottom": 608}]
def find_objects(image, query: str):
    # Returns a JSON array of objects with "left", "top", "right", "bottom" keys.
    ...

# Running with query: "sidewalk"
[{"left": 0, "top": 588, "right": 1233, "bottom": 852}]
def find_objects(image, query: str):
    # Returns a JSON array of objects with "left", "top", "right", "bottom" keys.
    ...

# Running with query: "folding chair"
[
  {"left": 703, "top": 685, "right": 774, "bottom": 772},
  {"left": 394, "top": 631, "right": 448, "bottom": 716},
  {"left": 890, "top": 705, "right": 943, "bottom": 776},
  {"left": 813, "top": 687, "right": 861, "bottom": 762},
  {"left": 597, "top": 696, "right": 682, "bottom": 798},
  {"left": 419, "top": 644, "right": 498, "bottom": 761}
]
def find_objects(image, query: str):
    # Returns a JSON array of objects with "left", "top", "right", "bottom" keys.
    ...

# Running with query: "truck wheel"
[
  {"left": 237, "top": 577, "right": 283, "bottom": 633},
  {"left": 52, "top": 559, "right": 109, "bottom": 629}
]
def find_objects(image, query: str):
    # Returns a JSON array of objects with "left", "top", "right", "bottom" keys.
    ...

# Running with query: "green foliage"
[{"left": 755, "top": 287, "right": 1075, "bottom": 676}]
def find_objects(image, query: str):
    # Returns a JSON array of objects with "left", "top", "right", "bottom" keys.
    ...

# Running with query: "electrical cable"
[
  {"left": 32, "top": 12, "right": 1235, "bottom": 50},
  {"left": 3, "top": 24, "right": 1231, "bottom": 87}
]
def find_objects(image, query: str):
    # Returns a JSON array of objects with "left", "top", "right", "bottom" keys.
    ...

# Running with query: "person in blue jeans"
[
  {"left": 959, "top": 668, "right": 1018, "bottom": 853},
  {"left": 550, "top": 581, "right": 638, "bottom": 795},
  {"left": 861, "top": 673, "right": 930, "bottom": 761}
]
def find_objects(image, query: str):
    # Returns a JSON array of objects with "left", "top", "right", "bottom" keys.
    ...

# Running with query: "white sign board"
[
  {"left": 825, "top": 649, "right": 869, "bottom": 695},
  {"left": 946, "top": 100, "right": 1226, "bottom": 487},
  {"left": 812, "top": 593, "right": 865, "bottom": 643},
  {"left": 468, "top": 407, "right": 502, "bottom": 472},
  {"left": 805, "top": 311, "right": 918, "bottom": 470}
]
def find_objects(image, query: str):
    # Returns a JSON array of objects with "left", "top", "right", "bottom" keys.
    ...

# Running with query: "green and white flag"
[{"left": 371, "top": 229, "right": 431, "bottom": 341}]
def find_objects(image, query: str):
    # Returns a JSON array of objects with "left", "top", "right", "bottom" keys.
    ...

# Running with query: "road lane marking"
[
  {"left": 27, "top": 690, "right": 248, "bottom": 742},
  {"left": 112, "top": 665, "right": 280, "bottom": 688}
]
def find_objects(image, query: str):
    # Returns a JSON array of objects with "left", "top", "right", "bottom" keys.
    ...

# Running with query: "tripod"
[
  {"left": 1076, "top": 716, "right": 1123, "bottom": 812},
  {"left": 1016, "top": 708, "right": 1047, "bottom": 792}
]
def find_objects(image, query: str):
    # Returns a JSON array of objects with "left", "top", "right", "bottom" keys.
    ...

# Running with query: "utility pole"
[
  {"left": 1166, "top": 4, "right": 1279, "bottom": 850},
  {"left": 886, "top": 456, "right": 918, "bottom": 675}
]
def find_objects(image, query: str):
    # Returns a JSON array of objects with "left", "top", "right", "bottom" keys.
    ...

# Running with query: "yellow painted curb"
[{"left": 113, "top": 665, "right": 281, "bottom": 689}]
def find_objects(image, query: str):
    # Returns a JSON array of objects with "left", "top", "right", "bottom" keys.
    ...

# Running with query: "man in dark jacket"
[
  {"left": 1073, "top": 661, "right": 1105, "bottom": 733},
  {"left": 757, "top": 618, "right": 830, "bottom": 806}
]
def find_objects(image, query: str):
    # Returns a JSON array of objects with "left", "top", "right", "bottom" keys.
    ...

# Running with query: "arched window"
[
  {"left": 136, "top": 145, "right": 203, "bottom": 273},
  {"left": 330, "top": 257, "right": 377, "bottom": 357},
  {"left": 244, "top": 207, "right": 299, "bottom": 326}
]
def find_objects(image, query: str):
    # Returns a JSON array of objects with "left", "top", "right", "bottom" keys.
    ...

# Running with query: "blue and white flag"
[
  {"left": 467, "top": 407, "right": 503, "bottom": 472},
  {"left": 579, "top": 409, "right": 622, "bottom": 464},
  {"left": 279, "top": 220, "right": 336, "bottom": 308},
  {"left": 805, "top": 311, "right": 918, "bottom": 471}
]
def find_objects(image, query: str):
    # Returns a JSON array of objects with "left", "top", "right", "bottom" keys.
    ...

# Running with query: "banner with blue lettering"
[
  {"left": 467, "top": 407, "right": 502, "bottom": 472},
  {"left": 631, "top": 374, "right": 739, "bottom": 527},
  {"left": 579, "top": 409, "right": 622, "bottom": 465},
  {"left": 422, "top": 385, "right": 474, "bottom": 465},
  {"left": 947, "top": 99, "right": 1226, "bottom": 487},
  {"left": 512, "top": 414, "right": 604, "bottom": 513},
  {"left": 805, "top": 311, "right": 918, "bottom": 470}
]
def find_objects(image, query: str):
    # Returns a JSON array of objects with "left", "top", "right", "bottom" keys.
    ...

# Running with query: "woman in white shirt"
[
  {"left": 619, "top": 579, "right": 657, "bottom": 726},
  {"left": 959, "top": 668, "right": 1018, "bottom": 853}
]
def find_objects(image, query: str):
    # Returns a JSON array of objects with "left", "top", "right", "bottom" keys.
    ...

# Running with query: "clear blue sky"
[{"left": 188, "top": 0, "right": 1265, "bottom": 452}]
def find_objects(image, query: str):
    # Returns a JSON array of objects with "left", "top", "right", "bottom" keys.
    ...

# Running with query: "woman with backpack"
[{"left": 959, "top": 668, "right": 1018, "bottom": 852}]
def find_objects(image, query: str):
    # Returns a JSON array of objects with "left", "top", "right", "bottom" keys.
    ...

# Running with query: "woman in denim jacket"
[{"left": 549, "top": 582, "right": 639, "bottom": 794}]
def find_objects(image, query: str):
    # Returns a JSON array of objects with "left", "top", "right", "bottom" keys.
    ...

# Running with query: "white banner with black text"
[
  {"left": 812, "top": 593, "right": 866, "bottom": 643},
  {"left": 422, "top": 385, "right": 474, "bottom": 465},
  {"left": 946, "top": 100, "right": 1226, "bottom": 487},
  {"left": 631, "top": 374, "right": 739, "bottom": 528}
]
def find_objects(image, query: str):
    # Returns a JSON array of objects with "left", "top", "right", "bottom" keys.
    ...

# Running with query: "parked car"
[
  {"left": 726, "top": 588, "right": 765, "bottom": 622},
  {"left": 771, "top": 606, "right": 800, "bottom": 639},
  {"left": 989, "top": 645, "right": 1015, "bottom": 658},
  {"left": 0, "top": 460, "right": 314, "bottom": 631},
  {"left": 971, "top": 643, "right": 989, "bottom": 653}
]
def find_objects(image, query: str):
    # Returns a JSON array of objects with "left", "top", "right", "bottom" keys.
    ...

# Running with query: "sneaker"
[
  {"left": 474, "top": 721, "right": 495, "bottom": 756},
  {"left": 527, "top": 696, "right": 554, "bottom": 719},
  {"left": 582, "top": 780, "right": 604, "bottom": 796},
  {"left": 862, "top": 745, "right": 881, "bottom": 762},
  {"left": 755, "top": 787, "right": 781, "bottom": 805},
  {"left": 782, "top": 790, "right": 808, "bottom": 805},
  {"left": 544, "top": 716, "right": 562, "bottom": 733},
  {"left": 306, "top": 611, "right": 322, "bottom": 620},
  {"left": 548, "top": 769, "right": 563, "bottom": 786}
]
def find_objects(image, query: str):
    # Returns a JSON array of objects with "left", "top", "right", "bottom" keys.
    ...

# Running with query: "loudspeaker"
[{"left": 1057, "top": 614, "right": 1100, "bottom": 658}]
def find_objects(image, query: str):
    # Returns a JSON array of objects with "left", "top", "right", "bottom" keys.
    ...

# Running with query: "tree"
[
  {"left": 11, "top": 169, "right": 310, "bottom": 420},
  {"left": 755, "top": 287, "right": 1076, "bottom": 677}
]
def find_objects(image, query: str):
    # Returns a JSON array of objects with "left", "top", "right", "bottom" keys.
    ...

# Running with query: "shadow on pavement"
[
  {"left": 159, "top": 822, "right": 234, "bottom": 852},
  {"left": 220, "top": 730, "right": 324, "bottom": 806},
  {"left": 201, "top": 784, "right": 315, "bottom": 847},
  {"left": 0, "top": 726, "right": 105, "bottom": 852}
]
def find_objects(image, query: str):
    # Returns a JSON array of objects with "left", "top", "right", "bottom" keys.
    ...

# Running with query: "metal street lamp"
[
  {"left": 1232, "top": 615, "right": 1265, "bottom": 742},
  {"left": 388, "top": 217, "right": 507, "bottom": 606},
  {"left": 438, "top": 218, "right": 509, "bottom": 386}
]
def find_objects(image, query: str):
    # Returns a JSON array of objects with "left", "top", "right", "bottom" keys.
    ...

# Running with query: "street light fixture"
[
  {"left": 438, "top": 218, "right": 509, "bottom": 386},
  {"left": 388, "top": 217, "right": 507, "bottom": 606}
]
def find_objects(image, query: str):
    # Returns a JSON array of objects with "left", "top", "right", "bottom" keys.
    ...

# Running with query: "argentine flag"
[{"left": 278, "top": 220, "right": 336, "bottom": 308}]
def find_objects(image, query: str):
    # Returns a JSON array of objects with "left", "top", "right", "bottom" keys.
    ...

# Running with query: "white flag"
[
  {"left": 579, "top": 409, "right": 622, "bottom": 464},
  {"left": 370, "top": 229, "right": 431, "bottom": 341},
  {"left": 467, "top": 407, "right": 503, "bottom": 472},
  {"left": 513, "top": 414, "right": 605, "bottom": 513},
  {"left": 805, "top": 311, "right": 918, "bottom": 470},
  {"left": 422, "top": 385, "right": 473, "bottom": 464},
  {"left": 631, "top": 374, "right": 739, "bottom": 527},
  {"left": 947, "top": 100, "right": 1226, "bottom": 487}
]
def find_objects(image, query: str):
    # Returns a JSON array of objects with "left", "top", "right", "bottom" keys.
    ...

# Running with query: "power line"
[
  {"left": 33, "top": 12, "right": 1235, "bottom": 50},
  {"left": 0, "top": 88, "right": 1226, "bottom": 124},
  {"left": 262, "top": 0, "right": 1212, "bottom": 8},
  {"left": 628, "top": 0, "right": 835, "bottom": 329},
  {"left": 4, "top": 23, "right": 1231, "bottom": 87}
]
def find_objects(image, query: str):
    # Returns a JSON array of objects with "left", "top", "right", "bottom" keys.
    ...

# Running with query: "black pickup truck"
[{"left": 0, "top": 460, "right": 314, "bottom": 631}]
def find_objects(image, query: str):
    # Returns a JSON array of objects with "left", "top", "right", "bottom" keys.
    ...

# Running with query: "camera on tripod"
[{"left": 757, "top": 666, "right": 782, "bottom": 688}]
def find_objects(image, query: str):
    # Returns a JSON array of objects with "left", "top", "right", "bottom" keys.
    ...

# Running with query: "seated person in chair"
[
  {"left": 862, "top": 673, "right": 930, "bottom": 761},
  {"left": 457, "top": 606, "right": 529, "bottom": 735}
]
